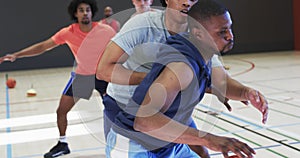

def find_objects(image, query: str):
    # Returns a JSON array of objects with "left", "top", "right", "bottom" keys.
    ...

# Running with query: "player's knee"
[{"left": 56, "top": 107, "right": 69, "bottom": 116}]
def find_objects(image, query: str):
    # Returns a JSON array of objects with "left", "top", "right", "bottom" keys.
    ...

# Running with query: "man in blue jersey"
[
  {"left": 97, "top": 0, "right": 268, "bottom": 157},
  {"left": 98, "top": 0, "right": 212, "bottom": 157},
  {"left": 105, "top": 1, "right": 257, "bottom": 157}
]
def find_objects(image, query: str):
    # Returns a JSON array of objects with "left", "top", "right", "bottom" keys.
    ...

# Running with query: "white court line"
[
  {"left": 0, "top": 111, "right": 82, "bottom": 129},
  {"left": 0, "top": 124, "right": 93, "bottom": 145},
  {"left": 0, "top": 111, "right": 104, "bottom": 145}
]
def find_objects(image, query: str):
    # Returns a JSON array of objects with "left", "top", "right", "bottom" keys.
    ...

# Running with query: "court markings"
[
  {"left": 0, "top": 111, "right": 103, "bottom": 145},
  {"left": 193, "top": 102, "right": 300, "bottom": 157}
]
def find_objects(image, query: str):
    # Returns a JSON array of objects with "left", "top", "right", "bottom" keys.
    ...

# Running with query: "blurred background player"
[
  {"left": 99, "top": 6, "right": 121, "bottom": 32},
  {"left": 0, "top": 0, "right": 115, "bottom": 157},
  {"left": 131, "top": 0, "right": 157, "bottom": 17}
]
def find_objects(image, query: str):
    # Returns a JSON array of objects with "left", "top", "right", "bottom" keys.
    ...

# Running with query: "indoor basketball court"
[
  {"left": 1, "top": 0, "right": 300, "bottom": 157},
  {"left": 1, "top": 51, "right": 299, "bottom": 158}
]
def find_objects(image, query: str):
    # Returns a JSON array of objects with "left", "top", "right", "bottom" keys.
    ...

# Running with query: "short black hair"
[
  {"left": 189, "top": 0, "right": 228, "bottom": 21},
  {"left": 160, "top": 0, "right": 167, "bottom": 7},
  {"left": 68, "top": 0, "right": 98, "bottom": 22}
]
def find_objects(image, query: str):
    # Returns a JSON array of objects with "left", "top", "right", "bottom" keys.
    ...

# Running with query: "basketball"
[{"left": 6, "top": 78, "right": 16, "bottom": 88}]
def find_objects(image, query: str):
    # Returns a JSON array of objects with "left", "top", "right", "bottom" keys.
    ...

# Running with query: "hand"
[
  {"left": 223, "top": 99, "right": 250, "bottom": 112},
  {"left": 208, "top": 87, "right": 233, "bottom": 112},
  {"left": 0, "top": 54, "right": 16, "bottom": 64},
  {"left": 222, "top": 97, "right": 232, "bottom": 112},
  {"left": 207, "top": 87, "right": 249, "bottom": 112},
  {"left": 245, "top": 88, "right": 269, "bottom": 124},
  {"left": 205, "top": 134, "right": 255, "bottom": 158}
]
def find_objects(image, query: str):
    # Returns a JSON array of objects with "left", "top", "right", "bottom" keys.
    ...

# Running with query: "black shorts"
[{"left": 63, "top": 72, "right": 108, "bottom": 99}]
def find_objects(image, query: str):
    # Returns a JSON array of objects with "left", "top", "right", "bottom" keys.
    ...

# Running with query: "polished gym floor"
[{"left": 1, "top": 50, "right": 299, "bottom": 158}]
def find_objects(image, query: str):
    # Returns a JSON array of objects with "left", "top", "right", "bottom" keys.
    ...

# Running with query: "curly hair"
[{"left": 68, "top": 0, "right": 98, "bottom": 22}]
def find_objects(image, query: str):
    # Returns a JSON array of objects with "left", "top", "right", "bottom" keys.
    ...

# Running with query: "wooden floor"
[{"left": 1, "top": 50, "right": 299, "bottom": 158}]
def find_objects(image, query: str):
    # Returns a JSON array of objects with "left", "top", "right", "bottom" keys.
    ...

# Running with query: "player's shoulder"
[
  {"left": 94, "top": 22, "right": 117, "bottom": 35},
  {"left": 144, "top": 9, "right": 164, "bottom": 19},
  {"left": 61, "top": 23, "right": 79, "bottom": 33},
  {"left": 94, "top": 22, "right": 112, "bottom": 29},
  {"left": 54, "top": 23, "right": 76, "bottom": 35}
]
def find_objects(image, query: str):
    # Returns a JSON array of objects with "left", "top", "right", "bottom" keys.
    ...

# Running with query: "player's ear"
[
  {"left": 191, "top": 27, "right": 205, "bottom": 41},
  {"left": 165, "top": 0, "right": 169, "bottom": 6}
]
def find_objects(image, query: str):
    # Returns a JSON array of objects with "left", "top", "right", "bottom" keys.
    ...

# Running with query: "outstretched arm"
[
  {"left": 96, "top": 41, "right": 146, "bottom": 85},
  {"left": 134, "top": 62, "right": 255, "bottom": 158},
  {"left": 211, "top": 66, "right": 269, "bottom": 124},
  {"left": 0, "top": 38, "right": 57, "bottom": 63}
]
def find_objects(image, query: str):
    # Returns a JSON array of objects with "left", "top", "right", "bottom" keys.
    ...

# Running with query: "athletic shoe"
[{"left": 44, "top": 141, "right": 70, "bottom": 158}]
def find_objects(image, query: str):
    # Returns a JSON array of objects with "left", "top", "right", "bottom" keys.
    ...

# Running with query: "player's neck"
[
  {"left": 164, "top": 16, "right": 188, "bottom": 35},
  {"left": 79, "top": 22, "right": 93, "bottom": 32},
  {"left": 190, "top": 36, "right": 214, "bottom": 64}
]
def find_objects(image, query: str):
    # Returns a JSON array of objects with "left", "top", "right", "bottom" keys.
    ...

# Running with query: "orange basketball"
[{"left": 6, "top": 78, "right": 16, "bottom": 88}]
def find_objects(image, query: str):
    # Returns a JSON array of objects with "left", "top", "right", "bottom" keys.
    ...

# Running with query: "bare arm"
[
  {"left": 212, "top": 66, "right": 268, "bottom": 124},
  {"left": 96, "top": 41, "right": 146, "bottom": 85},
  {"left": 212, "top": 66, "right": 248, "bottom": 101},
  {"left": 0, "top": 38, "right": 57, "bottom": 63},
  {"left": 134, "top": 62, "right": 255, "bottom": 158}
]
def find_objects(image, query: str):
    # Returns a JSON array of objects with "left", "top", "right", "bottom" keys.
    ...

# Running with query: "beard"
[
  {"left": 81, "top": 19, "right": 90, "bottom": 25},
  {"left": 220, "top": 40, "right": 234, "bottom": 55}
]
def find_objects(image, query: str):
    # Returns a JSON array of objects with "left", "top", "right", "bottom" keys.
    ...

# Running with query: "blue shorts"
[
  {"left": 63, "top": 72, "right": 108, "bottom": 99},
  {"left": 102, "top": 94, "right": 124, "bottom": 139},
  {"left": 106, "top": 129, "right": 200, "bottom": 158}
]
